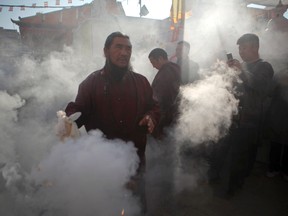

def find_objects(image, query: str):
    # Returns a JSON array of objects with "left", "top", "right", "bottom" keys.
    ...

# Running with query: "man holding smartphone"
[{"left": 216, "top": 33, "right": 274, "bottom": 197}]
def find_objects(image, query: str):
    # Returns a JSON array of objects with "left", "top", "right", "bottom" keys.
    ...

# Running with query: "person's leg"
[
  {"left": 125, "top": 156, "right": 147, "bottom": 215},
  {"left": 280, "top": 144, "right": 288, "bottom": 180},
  {"left": 136, "top": 157, "right": 147, "bottom": 215},
  {"left": 267, "top": 141, "right": 281, "bottom": 177},
  {"left": 244, "top": 127, "right": 258, "bottom": 177},
  {"left": 213, "top": 132, "right": 238, "bottom": 198},
  {"left": 208, "top": 139, "right": 230, "bottom": 183}
]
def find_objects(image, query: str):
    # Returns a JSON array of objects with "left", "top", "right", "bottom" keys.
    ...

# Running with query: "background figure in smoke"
[
  {"left": 149, "top": 48, "right": 181, "bottom": 139},
  {"left": 264, "top": 68, "right": 288, "bottom": 181},
  {"left": 262, "top": 2, "right": 288, "bottom": 181},
  {"left": 62, "top": 31, "right": 160, "bottom": 214},
  {"left": 147, "top": 48, "right": 180, "bottom": 215},
  {"left": 265, "top": 2, "right": 288, "bottom": 33},
  {"left": 213, "top": 33, "right": 274, "bottom": 197},
  {"left": 172, "top": 40, "right": 200, "bottom": 85},
  {"left": 262, "top": 1, "right": 288, "bottom": 82}
]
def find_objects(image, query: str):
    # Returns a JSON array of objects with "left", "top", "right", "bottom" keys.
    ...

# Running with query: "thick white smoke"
[
  {"left": 175, "top": 61, "right": 239, "bottom": 145},
  {"left": 0, "top": 92, "right": 25, "bottom": 165},
  {"left": 30, "top": 130, "right": 140, "bottom": 216},
  {"left": 0, "top": 46, "right": 142, "bottom": 215},
  {"left": 1, "top": 0, "right": 287, "bottom": 214},
  {"left": 169, "top": 61, "right": 240, "bottom": 193},
  {"left": 180, "top": 0, "right": 256, "bottom": 68}
]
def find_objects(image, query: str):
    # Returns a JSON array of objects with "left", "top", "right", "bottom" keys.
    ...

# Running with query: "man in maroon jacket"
[
  {"left": 65, "top": 31, "right": 160, "bottom": 163},
  {"left": 149, "top": 48, "right": 181, "bottom": 139},
  {"left": 64, "top": 32, "right": 160, "bottom": 213}
]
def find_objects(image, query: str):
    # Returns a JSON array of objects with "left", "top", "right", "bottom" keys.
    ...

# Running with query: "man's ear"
[{"left": 158, "top": 56, "right": 164, "bottom": 62}]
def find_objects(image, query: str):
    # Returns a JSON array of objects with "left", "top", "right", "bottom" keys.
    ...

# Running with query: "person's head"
[
  {"left": 237, "top": 33, "right": 259, "bottom": 63},
  {"left": 175, "top": 40, "right": 190, "bottom": 59},
  {"left": 274, "top": 1, "right": 287, "bottom": 17},
  {"left": 104, "top": 31, "right": 132, "bottom": 69},
  {"left": 148, "top": 48, "right": 168, "bottom": 70}
]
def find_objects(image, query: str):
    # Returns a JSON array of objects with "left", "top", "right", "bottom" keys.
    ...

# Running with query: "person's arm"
[
  {"left": 227, "top": 60, "right": 274, "bottom": 97},
  {"left": 138, "top": 77, "right": 161, "bottom": 134},
  {"left": 65, "top": 74, "right": 94, "bottom": 128},
  {"left": 241, "top": 62, "right": 274, "bottom": 97},
  {"left": 55, "top": 77, "right": 92, "bottom": 140},
  {"left": 189, "top": 60, "right": 200, "bottom": 81},
  {"left": 153, "top": 67, "right": 180, "bottom": 113}
]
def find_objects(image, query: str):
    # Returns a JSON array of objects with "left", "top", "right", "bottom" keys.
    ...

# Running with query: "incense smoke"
[
  {"left": 0, "top": 46, "right": 142, "bottom": 215},
  {"left": 1, "top": 0, "right": 288, "bottom": 214},
  {"left": 175, "top": 61, "right": 239, "bottom": 145}
]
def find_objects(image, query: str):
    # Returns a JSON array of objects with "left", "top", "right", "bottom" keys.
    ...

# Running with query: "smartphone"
[{"left": 226, "top": 53, "right": 233, "bottom": 61}]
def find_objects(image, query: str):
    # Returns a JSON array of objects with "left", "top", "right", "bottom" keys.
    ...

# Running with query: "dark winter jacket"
[
  {"left": 65, "top": 67, "right": 160, "bottom": 159},
  {"left": 151, "top": 62, "right": 181, "bottom": 137}
]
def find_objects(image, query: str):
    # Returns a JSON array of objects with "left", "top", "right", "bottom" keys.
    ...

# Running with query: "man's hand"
[
  {"left": 55, "top": 111, "right": 81, "bottom": 141},
  {"left": 139, "top": 115, "right": 155, "bottom": 134},
  {"left": 227, "top": 59, "right": 242, "bottom": 70}
]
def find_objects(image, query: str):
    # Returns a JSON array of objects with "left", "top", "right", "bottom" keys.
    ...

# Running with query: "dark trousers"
[
  {"left": 269, "top": 142, "right": 288, "bottom": 175},
  {"left": 136, "top": 156, "right": 147, "bottom": 214},
  {"left": 209, "top": 126, "right": 258, "bottom": 197}
]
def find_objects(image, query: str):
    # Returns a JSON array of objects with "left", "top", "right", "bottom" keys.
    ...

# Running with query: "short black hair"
[
  {"left": 104, "top": 31, "right": 130, "bottom": 49},
  {"left": 237, "top": 33, "right": 259, "bottom": 47},
  {"left": 148, "top": 48, "right": 168, "bottom": 60},
  {"left": 177, "top": 40, "right": 190, "bottom": 51}
]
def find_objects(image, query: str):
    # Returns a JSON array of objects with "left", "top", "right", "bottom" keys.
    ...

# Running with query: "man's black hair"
[
  {"left": 177, "top": 40, "right": 190, "bottom": 51},
  {"left": 104, "top": 31, "right": 130, "bottom": 49},
  {"left": 237, "top": 33, "right": 259, "bottom": 47},
  {"left": 148, "top": 48, "right": 168, "bottom": 60}
]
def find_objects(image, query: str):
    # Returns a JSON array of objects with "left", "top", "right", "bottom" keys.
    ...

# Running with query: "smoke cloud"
[
  {"left": 1, "top": 0, "right": 287, "bottom": 214},
  {"left": 30, "top": 130, "right": 140, "bottom": 216},
  {"left": 0, "top": 45, "right": 141, "bottom": 215},
  {"left": 175, "top": 61, "right": 239, "bottom": 145}
]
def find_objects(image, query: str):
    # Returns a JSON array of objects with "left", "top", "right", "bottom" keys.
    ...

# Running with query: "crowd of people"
[{"left": 57, "top": 31, "right": 287, "bottom": 214}]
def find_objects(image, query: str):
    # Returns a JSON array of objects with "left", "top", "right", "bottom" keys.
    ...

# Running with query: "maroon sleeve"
[
  {"left": 65, "top": 73, "right": 95, "bottom": 128},
  {"left": 152, "top": 63, "right": 181, "bottom": 113},
  {"left": 135, "top": 73, "right": 160, "bottom": 127},
  {"left": 145, "top": 81, "right": 161, "bottom": 126}
]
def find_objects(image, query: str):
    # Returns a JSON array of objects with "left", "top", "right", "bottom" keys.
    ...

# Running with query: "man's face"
[
  {"left": 175, "top": 43, "right": 189, "bottom": 59},
  {"left": 175, "top": 44, "right": 183, "bottom": 59},
  {"left": 104, "top": 37, "right": 132, "bottom": 68},
  {"left": 238, "top": 42, "right": 258, "bottom": 63},
  {"left": 149, "top": 57, "right": 162, "bottom": 70}
]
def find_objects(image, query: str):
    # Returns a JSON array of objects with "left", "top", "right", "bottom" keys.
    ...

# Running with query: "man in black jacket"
[
  {"left": 175, "top": 41, "right": 200, "bottom": 85},
  {"left": 213, "top": 33, "right": 274, "bottom": 197}
]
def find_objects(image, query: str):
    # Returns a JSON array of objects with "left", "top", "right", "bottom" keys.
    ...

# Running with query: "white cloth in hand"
[{"left": 55, "top": 110, "right": 81, "bottom": 141}]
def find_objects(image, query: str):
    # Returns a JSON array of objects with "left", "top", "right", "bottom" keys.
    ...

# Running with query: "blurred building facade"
[
  {"left": 0, "top": 27, "right": 21, "bottom": 55},
  {"left": 10, "top": 0, "right": 288, "bottom": 60},
  {"left": 0, "top": 27, "right": 24, "bottom": 72},
  {"left": 11, "top": 0, "right": 171, "bottom": 58}
]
